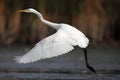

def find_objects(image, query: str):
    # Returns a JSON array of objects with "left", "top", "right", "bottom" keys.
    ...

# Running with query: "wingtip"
[
  {"left": 14, "top": 56, "right": 22, "bottom": 63},
  {"left": 14, "top": 56, "right": 35, "bottom": 64}
]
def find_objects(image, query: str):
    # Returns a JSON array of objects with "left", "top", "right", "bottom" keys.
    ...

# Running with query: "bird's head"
[{"left": 17, "top": 8, "right": 37, "bottom": 13}]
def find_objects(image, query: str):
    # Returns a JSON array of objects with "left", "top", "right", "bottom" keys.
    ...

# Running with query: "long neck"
[{"left": 33, "top": 11, "right": 60, "bottom": 30}]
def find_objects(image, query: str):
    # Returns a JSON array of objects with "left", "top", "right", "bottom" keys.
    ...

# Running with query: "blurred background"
[
  {"left": 0, "top": 0, "right": 120, "bottom": 80},
  {"left": 0, "top": 0, "right": 120, "bottom": 46}
]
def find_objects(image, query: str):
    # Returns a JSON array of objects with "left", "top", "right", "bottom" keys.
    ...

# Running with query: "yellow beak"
[{"left": 17, "top": 10, "right": 28, "bottom": 13}]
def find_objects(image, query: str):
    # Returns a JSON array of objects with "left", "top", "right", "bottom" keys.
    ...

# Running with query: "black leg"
[{"left": 82, "top": 48, "right": 96, "bottom": 74}]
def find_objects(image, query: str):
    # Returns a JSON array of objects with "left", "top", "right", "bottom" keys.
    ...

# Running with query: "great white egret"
[{"left": 15, "top": 8, "right": 96, "bottom": 73}]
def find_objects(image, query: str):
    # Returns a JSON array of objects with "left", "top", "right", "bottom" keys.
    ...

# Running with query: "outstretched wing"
[{"left": 15, "top": 30, "right": 74, "bottom": 63}]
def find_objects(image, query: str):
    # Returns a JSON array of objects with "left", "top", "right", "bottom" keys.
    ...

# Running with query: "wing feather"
[{"left": 15, "top": 30, "right": 74, "bottom": 63}]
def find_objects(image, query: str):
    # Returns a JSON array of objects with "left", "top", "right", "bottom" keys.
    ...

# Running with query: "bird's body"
[
  {"left": 16, "top": 8, "right": 89, "bottom": 63},
  {"left": 59, "top": 23, "right": 89, "bottom": 48},
  {"left": 16, "top": 23, "right": 88, "bottom": 63},
  {"left": 15, "top": 8, "right": 96, "bottom": 74}
]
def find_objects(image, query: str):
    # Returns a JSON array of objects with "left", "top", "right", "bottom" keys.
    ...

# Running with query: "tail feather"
[{"left": 78, "top": 37, "right": 89, "bottom": 48}]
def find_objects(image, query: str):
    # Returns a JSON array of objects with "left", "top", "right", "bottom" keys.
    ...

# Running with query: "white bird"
[{"left": 15, "top": 8, "right": 96, "bottom": 73}]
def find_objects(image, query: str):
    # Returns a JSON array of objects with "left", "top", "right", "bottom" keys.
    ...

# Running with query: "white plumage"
[{"left": 15, "top": 8, "right": 89, "bottom": 64}]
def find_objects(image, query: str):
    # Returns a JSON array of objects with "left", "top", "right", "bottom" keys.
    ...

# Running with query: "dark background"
[{"left": 0, "top": 0, "right": 120, "bottom": 46}]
